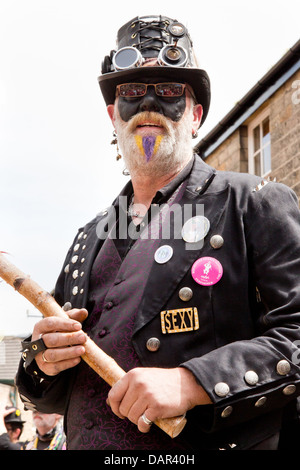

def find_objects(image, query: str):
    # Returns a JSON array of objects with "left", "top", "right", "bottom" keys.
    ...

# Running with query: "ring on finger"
[
  {"left": 141, "top": 413, "right": 153, "bottom": 426},
  {"left": 42, "top": 351, "right": 50, "bottom": 363}
]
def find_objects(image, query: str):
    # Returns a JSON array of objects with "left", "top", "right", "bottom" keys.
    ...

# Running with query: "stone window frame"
[{"left": 248, "top": 108, "right": 271, "bottom": 177}]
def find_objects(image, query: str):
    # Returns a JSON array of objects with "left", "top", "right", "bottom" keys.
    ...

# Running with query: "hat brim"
[{"left": 98, "top": 66, "right": 210, "bottom": 126}]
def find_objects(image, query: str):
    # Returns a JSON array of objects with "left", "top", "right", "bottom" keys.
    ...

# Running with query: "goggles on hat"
[
  {"left": 116, "top": 82, "right": 186, "bottom": 98},
  {"left": 113, "top": 45, "right": 188, "bottom": 70},
  {"left": 111, "top": 22, "right": 189, "bottom": 72}
]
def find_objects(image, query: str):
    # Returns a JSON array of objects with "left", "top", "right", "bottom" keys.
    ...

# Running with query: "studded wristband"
[{"left": 21, "top": 337, "right": 47, "bottom": 371}]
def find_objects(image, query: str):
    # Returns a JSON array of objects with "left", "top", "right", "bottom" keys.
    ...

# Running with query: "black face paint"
[{"left": 117, "top": 85, "right": 187, "bottom": 122}]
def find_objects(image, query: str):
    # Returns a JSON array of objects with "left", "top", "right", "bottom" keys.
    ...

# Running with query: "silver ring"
[
  {"left": 42, "top": 351, "right": 50, "bottom": 363},
  {"left": 141, "top": 413, "right": 152, "bottom": 426}
]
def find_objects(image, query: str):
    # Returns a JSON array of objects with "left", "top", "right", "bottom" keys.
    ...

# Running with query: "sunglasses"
[{"left": 116, "top": 82, "right": 187, "bottom": 98}]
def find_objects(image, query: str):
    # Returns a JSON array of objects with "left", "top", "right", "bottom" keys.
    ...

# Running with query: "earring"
[
  {"left": 192, "top": 130, "right": 198, "bottom": 139},
  {"left": 111, "top": 130, "right": 122, "bottom": 161}
]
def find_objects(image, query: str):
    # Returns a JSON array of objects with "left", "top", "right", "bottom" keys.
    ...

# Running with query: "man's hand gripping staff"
[{"left": 0, "top": 252, "right": 187, "bottom": 438}]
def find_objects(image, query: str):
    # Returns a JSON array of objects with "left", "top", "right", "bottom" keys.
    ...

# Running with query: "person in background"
[
  {"left": 0, "top": 407, "right": 26, "bottom": 450},
  {"left": 24, "top": 411, "right": 66, "bottom": 450}
]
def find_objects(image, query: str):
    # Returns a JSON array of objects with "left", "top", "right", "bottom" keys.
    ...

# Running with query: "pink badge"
[{"left": 191, "top": 257, "right": 223, "bottom": 286}]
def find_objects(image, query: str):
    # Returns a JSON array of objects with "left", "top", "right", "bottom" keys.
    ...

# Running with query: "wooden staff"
[{"left": 0, "top": 252, "right": 187, "bottom": 438}]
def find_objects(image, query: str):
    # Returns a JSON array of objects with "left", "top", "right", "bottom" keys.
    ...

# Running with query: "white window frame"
[{"left": 248, "top": 108, "right": 271, "bottom": 177}]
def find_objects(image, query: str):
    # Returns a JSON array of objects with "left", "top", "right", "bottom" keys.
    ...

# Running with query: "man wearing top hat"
[{"left": 16, "top": 15, "right": 300, "bottom": 450}]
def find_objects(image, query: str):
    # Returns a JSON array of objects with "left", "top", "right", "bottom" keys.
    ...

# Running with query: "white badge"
[
  {"left": 154, "top": 245, "right": 174, "bottom": 264},
  {"left": 181, "top": 216, "right": 210, "bottom": 243}
]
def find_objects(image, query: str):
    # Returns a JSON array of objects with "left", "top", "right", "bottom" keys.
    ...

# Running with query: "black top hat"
[
  {"left": 4, "top": 409, "right": 26, "bottom": 425},
  {"left": 98, "top": 15, "right": 211, "bottom": 125}
]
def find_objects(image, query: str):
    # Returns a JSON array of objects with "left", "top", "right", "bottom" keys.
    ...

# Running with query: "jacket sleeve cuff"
[
  {"left": 15, "top": 354, "right": 71, "bottom": 415},
  {"left": 180, "top": 343, "right": 300, "bottom": 432}
]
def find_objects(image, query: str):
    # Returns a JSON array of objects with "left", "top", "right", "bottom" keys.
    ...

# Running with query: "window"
[{"left": 248, "top": 109, "right": 271, "bottom": 177}]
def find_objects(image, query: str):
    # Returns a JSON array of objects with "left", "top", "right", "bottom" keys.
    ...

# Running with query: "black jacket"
[{"left": 16, "top": 156, "right": 300, "bottom": 449}]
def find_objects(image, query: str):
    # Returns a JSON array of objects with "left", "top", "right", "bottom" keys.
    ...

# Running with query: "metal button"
[
  {"left": 74, "top": 243, "right": 80, "bottom": 252},
  {"left": 214, "top": 382, "right": 230, "bottom": 397},
  {"left": 179, "top": 287, "right": 193, "bottom": 302},
  {"left": 276, "top": 360, "right": 291, "bottom": 376},
  {"left": 63, "top": 302, "right": 72, "bottom": 311},
  {"left": 71, "top": 255, "right": 78, "bottom": 263},
  {"left": 282, "top": 384, "right": 296, "bottom": 396},
  {"left": 221, "top": 406, "right": 233, "bottom": 418},
  {"left": 85, "top": 420, "right": 93, "bottom": 430},
  {"left": 105, "top": 302, "right": 114, "bottom": 310},
  {"left": 210, "top": 235, "right": 224, "bottom": 249},
  {"left": 72, "top": 270, "right": 79, "bottom": 279},
  {"left": 98, "top": 328, "right": 108, "bottom": 338},
  {"left": 254, "top": 396, "right": 267, "bottom": 407},
  {"left": 244, "top": 370, "right": 259, "bottom": 386},
  {"left": 146, "top": 337, "right": 160, "bottom": 352},
  {"left": 72, "top": 286, "right": 78, "bottom": 296}
]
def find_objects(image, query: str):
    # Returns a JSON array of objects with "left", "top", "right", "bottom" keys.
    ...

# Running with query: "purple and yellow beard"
[{"left": 134, "top": 135, "right": 163, "bottom": 162}]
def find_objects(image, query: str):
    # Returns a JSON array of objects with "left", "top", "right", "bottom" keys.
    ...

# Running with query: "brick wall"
[
  {"left": 204, "top": 69, "right": 300, "bottom": 199},
  {"left": 270, "top": 70, "right": 300, "bottom": 196}
]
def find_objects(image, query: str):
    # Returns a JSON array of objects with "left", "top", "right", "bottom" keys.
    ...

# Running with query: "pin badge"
[
  {"left": 181, "top": 216, "right": 210, "bottom": 243},
  {"left": 191, "top": 257, "right": 223, "bottom": 286},
  {"left": 154, "top": 245, "right": 173, "bottom": 264}
]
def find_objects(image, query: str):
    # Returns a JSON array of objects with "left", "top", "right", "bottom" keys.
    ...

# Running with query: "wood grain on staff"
[{"left": 0, "top": 252, "right": 187, "bottom": 438}]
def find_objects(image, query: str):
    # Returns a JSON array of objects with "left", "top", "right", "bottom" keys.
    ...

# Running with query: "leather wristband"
[{"left": 21, "top": 337, "right": 47, "bottom": 371}]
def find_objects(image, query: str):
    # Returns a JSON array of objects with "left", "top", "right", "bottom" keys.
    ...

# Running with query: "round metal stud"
[
  {"left": 64, "top": 264, "right": 70, "bottom": 273},
  {"left": 62, "top": 302, "right": 72, "bottom": 311},
  {"left": 210, "top": 235, "right": 224, "bottom": 249},
  {"left": 254, "top": 396, "right": 267, "bottom": 408},
  {"left": 74, "top": 244, "right": 80, "bottom": 252},
  {"left": 179, "top": 287, "right": 193, "bottom": 302},
  {"left": 244, "top": 370, "right": 259, "bottom": 386},
  {"left": 72, "top": 286, "right": 78, "bottom": 296},
  {"left": 282, "top": 384, "right": 296, "bottom": 396},
  {"left": 214, "top": 382, "right": 230, "bottom": 397},
  {"left": 71, "top": 255, "right": 78, "bottom": 264},
  {"left": 221, "top": 406, "right": 233, "bottom": 418},
  {"left": 276, "top": 360, "right": 291, "bottom": 376},
  {"left": 146, "top": 337, "right": 160, "bottom": 352},
  {"left": 72, "top": 270, "right": 79, "bottom": 280},
  {"left": 168, "top": 22, "right": 186, "bottom": 38}
]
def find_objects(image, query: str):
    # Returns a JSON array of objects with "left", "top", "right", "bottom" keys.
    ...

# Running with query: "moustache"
[{"left": 127, "top": 111, "right": 172, "bottom": 135}]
